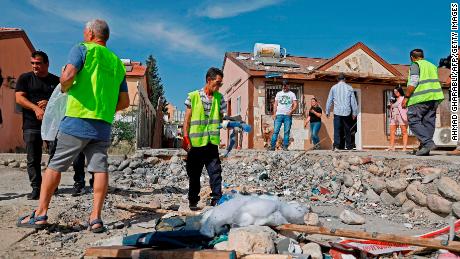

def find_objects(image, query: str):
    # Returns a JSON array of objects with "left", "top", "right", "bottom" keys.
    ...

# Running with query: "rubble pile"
[{"left": 104, "top": 149, "right": 460, "bottom": 228}]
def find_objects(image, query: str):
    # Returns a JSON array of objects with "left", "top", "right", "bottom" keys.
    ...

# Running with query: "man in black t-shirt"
[{"left": 15, "top": 51, "right": 59, "bottom": 200}]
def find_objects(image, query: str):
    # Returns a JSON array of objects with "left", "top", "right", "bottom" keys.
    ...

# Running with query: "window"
[
  {"left": 265, "top": 82, "right": 303, "bottom": 115},
  {"left": 236, "top": 96, "right": 241, "bottom": 116},
  {"left": 384, "top": 90, "right": 414, "bottom": 136}
]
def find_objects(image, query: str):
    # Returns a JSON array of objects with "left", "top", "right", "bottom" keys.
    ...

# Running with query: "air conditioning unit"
[{"left": 433, "top": 127, "right": 457, "bottom": 147}]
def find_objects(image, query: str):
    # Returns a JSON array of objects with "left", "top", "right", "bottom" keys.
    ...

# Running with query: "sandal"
[
  {"left": 385, "top": 148, "right": 395, "bottom": 151},
  {"left": 17, "top": 210, "right": 48, "bottom": 229},
  {"left": 89, "top": 218, "right": 105, "bottom": 233}
]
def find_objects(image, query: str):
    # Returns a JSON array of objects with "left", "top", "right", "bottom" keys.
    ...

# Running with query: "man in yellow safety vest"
[
  {"left": 403, "top": 49, "right": 444, "bottom": 156},
  {"left": 183, "top": 67, "right": 227, "bottom": 209}
]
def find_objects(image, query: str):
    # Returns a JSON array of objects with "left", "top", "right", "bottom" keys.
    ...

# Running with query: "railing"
[{"left": 136, "top": 84, "right": 156, "bottom": 148}]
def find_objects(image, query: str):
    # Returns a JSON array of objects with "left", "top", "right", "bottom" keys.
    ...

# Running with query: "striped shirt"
[
  {"left": 325, "top": 81, "right": 358, "bottom": 117},
  {"left": 184, "top": 88, "right": 227, "bottom": 116}
]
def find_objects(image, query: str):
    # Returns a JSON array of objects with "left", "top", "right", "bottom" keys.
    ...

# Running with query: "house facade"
[
  {"left": 0, "top": 28, "right": 36, "bottom": 152},
  {"left": 220, "top": 42, "right": 450, "bottom": 150}
]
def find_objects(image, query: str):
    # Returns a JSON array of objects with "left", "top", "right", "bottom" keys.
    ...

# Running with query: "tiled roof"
[
  {"left": 225, "top": 42, "right": 450, "bottom": 85},
  {"left": 126, "top": 61, "right": 147, "bottom": 77}
]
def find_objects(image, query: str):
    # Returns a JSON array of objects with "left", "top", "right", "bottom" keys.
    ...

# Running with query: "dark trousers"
[
  {"left": 23, "top": 130, "right": 43, "bottom": 189},
  {"left": 333, "top": 115, "right": 353, "bottom": 149},
  {"left": 48, "top": 140, "right": 86, "bottom": 188},
  {"left": 186, "top": 143, "right": 222, "bottom": 204},
  {"left": 407, "top": 100, "right": 438, "bottom": 148}
]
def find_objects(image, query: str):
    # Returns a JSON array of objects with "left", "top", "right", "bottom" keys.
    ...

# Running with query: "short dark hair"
[
  {"left": 338, "top": 73, "right": 345, "bottom": 81},
  {"left": 311, "top": 97, "right": 318, "bottom": 102},
  {"left": 393, "top": 86, "right": 405, "bottom": 97},
  {"left": 31, "top": 50, "right": 49, "bottom": 64},
  {"left": 410, "top": 49, "right": 424, "bottom": 59},
  {"left": 206, "top": 67, "right": 223, "bottom": 81},
  {"left": 282, "top": 79, "right": 289, "bottom": 86}
]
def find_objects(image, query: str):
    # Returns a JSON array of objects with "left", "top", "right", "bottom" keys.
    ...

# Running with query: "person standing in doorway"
[
  {"left": 386, "top": 86, "right": 409, "bottom": 151},
  {"left": 326, "top": 73, "right": 358, "bottom": 151},
  {"left": 269, "top": 80, "right": 298, "bottom": 151},
  {"left": 15, "top": 51, "right": 59, "bottom": 200},
  {"left": 304, "top": 97, "right": 322, "bottom": 149},
  {"left": 403, "top": 49, "right": 444, "bottom": 156},
  {"left": 183, "top": 67, "right": 227, "bottom": 209}
]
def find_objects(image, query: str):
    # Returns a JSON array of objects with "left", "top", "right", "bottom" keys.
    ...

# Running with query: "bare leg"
[
  {"left": 388, "top": 125, "right": 397, "bottom": 151},
  {"left": 21, "top": 168, "right": 61, "bottom": 224},
  {"left": 89, "top": 172, "right": 108, "bottom": 229},
  {"left": 401, "top": 124, "right": 408, "bottom": 151}
]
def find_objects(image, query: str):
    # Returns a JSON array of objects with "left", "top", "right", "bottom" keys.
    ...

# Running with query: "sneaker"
[
  {"left": 332, "top": 146, "right": 338, "bottom": 152},
  {"left": 207, "top": 199, "right": 219, "bottom": 207},
  {"left": 27, "top": 188, "right": 40, "bottom": 200},
  {"left": 267, "top": 146, "right": 275, "bottom": 151},
  {"left": 415, "top": 147, "right": 431, "bottom": 156},
  {"left": 71, "top": 186, "right": 85, "bottom": 197},
  {"left": 282, "top": 146, "right": 288, "bottom": 151}
]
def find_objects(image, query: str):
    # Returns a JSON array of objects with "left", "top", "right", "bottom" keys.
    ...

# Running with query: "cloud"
[
  {"left": 26, "top": 0, "right": 223, "bottom": 59},
  {"left": 192, "top": 0, "right": 283, "bottom": 19}
]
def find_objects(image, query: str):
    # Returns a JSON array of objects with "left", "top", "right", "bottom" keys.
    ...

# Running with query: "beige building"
[{"left": 220, "top": 42, "right": 451, "bottom": 150}]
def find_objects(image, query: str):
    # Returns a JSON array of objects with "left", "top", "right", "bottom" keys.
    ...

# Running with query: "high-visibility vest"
[
  {"left": 66, "top": 42, "right": 126, "bottom": 124},
  {"left": 188, "top": 90, "right": 221, "bottom": 147},
  {"left": 406, "top": 59, "right": 444, "bottom": 106}
]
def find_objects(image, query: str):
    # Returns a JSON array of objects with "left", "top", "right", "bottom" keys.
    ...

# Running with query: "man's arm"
[
  {"left": 325, "top": 87, "right": 334, "bottom": 117},
  {"left": 15, "top": 92, "right": 44, "bottom": 120},
  {"left": 403, "top": 63, "right": 419, "bottom": 108},
  {"left": 182, "top": 107, "right": 192, "bottom": 151},
  {"left": 289, "top": 100, "right": 298, "bottom": 116},
  {"left": 272, "top": 100, "right": 278, "bottom": 118},
  {"left": 60, "top": 64, "right": 78, "bottom": 92},
  {"left": 116, "top": 92, "right": 130, "bottom": 111},
  {"left": 350, "top": 90, "right": 358, "bottom": 118}
]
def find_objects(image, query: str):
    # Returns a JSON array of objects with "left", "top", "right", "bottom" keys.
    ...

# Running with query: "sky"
[{"left": 1, "top": 0, "right": 451, "bottom": 108}]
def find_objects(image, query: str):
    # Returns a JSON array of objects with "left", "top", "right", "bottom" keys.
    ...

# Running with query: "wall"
[
  {"left": 126, "top": 76, "right": 147, "bottom": 107},
  {"left": 221, "top": 57, "right": 250, "bottom": 148},
  {"left": 250, "top": 79, "right": 418, "bottom": 150},
  {"left": 0, "top": 37, "right": 34, "bottom": 152}
]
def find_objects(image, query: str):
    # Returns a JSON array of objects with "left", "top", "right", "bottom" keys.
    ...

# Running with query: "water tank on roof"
[{"left": 253, "top": 43, "right": 286, "bottom": 58}]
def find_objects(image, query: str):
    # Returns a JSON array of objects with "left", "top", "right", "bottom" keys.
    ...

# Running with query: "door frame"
[{"left": 353, "top": 88, "right": 362, "bottom": 150}]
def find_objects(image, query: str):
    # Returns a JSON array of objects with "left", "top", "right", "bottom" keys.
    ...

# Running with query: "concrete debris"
[
  {"left": 370, "top": 177, "right": 386, "bottom": 194},
  {"left": 380, "top": 191, "right": 397, "bottom": 206},
  {"left": 426, "top": 194, "right": 452, "bottom": 215},
  {"left": 406, "top": 183, "right": 427, "bottom": 207},
  {"left": 452, "top": 202, "right": 460, "bottom": 218},
  {"left": 275, "top": 237, "right": 302, "bottom": 254},
  {"left": 339, "top": 209, "right": 365, "bottom": 225},
  {"left": 227, "top": 226, "right": 277, "bottom": 254},
  {"left": 301, "top": 242, "right": 323, "bottom": 259},
  {"left": 438, "top": 177, "right": 460, "bottom": 201},
  {"left": 303, "top": 212, "right": 320, "bottom": 226},
  {"left": 386, "top": 178, "right": 408, "bottom": 195},
  {"left": 365, "top": 188, "right": 381, "bottom": 203}
]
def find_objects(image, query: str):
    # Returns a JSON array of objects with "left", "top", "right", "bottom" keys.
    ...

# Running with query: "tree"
[{"left": 146, "top": 55, "right": 168, "bottom": 112}]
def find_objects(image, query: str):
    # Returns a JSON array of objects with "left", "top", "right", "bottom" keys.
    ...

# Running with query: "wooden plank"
[
  {"left": 115, "top": 204, "right": 201, "bottom": 216},
  {"left": 276, "top": 224, "right": 460, "bottom": 253},
  {"left": 239, "top": 254, "right": 293, "bottom": 259},
  {"left": 85, "top": 246, "right": 142, "bottom": 258},
  {"left": 132, "top": 249, "right": 237, "bottom": 259}
]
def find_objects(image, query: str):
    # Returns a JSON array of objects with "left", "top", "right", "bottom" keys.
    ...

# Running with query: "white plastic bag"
[{"left": 41, "top": 84, "right": 67, "bottom": 141}]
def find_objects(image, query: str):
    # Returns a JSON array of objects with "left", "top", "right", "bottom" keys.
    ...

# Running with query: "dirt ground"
[{"left": 0, "top": 150, "right": 458, "bottom": 258}]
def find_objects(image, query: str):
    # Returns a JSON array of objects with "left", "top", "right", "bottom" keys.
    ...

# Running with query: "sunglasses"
[{"left": 31, "top": 62, "right": 43, "bottom": 65}]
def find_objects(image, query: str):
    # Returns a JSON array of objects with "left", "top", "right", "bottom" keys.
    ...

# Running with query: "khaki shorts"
[{"left": 48, "top": 132, "right": 110, "bottom": 173}]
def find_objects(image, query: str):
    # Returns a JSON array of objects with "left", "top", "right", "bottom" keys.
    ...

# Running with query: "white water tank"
[{"left": 254, "top": 43, "right": 285, "bottom": 58}]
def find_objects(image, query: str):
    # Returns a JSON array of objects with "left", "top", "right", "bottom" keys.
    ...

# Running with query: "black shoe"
[
  {"left": 27, "top": 188, "right": 40, "bottom": 200},
  {"left": 189, "top": 201, "right": 199, "bottom": 211},
  {"left": 207, "top": 199, "right": 219, "bottom": 207},
  {"left": 415, "top": 147, "right": 431, "bottom": 156},
  {"left": 282, "top": 146, "right": 288, "bottom": 151},
  {"left": 71, "top": 186, "right": 85, "bottom": 197}
]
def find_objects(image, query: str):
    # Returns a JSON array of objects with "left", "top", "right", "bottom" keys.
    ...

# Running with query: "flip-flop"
[
  {"left": 89, "top": 219, "right": 105, "bottom": 233},
  {"left": 17, "top": 211, "right": 48, "bottom": 229}
]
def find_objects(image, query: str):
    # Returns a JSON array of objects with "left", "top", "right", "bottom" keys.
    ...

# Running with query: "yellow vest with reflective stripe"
[
  {"left": 406, "top": 59, "right": 444, "bottom": 107},
  {"left": 188, "top": 90, "right": 221, "bottom": 147}
]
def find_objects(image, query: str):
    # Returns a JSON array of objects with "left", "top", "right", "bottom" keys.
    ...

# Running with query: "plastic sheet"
[
  {"left": 41, "top": 84, "right": 67, "bottom": 141},
  {"left": 200, "top": 194, "right": 309, "bottom": 237}
]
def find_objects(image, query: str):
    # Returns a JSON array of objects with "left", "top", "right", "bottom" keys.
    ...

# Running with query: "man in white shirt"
[{"left": 269, "top": 80, "right": 298, "bottom": 151}]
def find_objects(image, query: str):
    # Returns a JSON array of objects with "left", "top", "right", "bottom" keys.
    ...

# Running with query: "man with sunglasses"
[{"left": 15, "top": 51, "right": 59, "bottom": 200}]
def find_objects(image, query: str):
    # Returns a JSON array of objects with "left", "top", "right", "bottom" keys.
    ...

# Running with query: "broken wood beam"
[
  {"left": 276, "top": 224, "right": 460, "bottom": 253},
  {"left": 85, "top": 246, "right": 237, "bottom": 259},
  {"left": 115, "top": 204, "right": 201, "bottom": 216}
]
